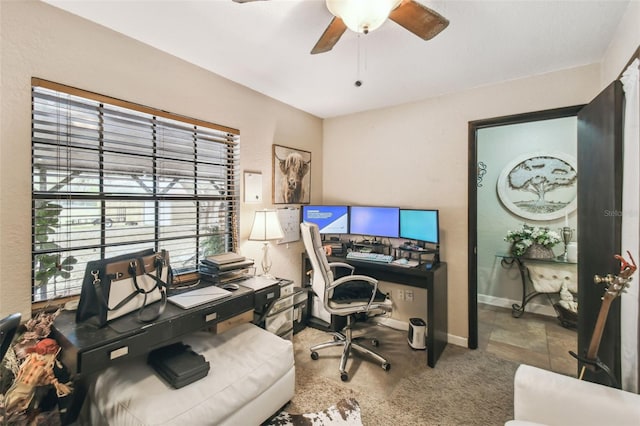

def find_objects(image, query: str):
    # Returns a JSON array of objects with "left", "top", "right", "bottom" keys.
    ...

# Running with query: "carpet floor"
[{"left": 283, "top": 324, "right": 519, "bottom": 425}]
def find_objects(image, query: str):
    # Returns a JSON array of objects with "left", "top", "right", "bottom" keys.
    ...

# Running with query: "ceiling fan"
[{"left": 233, "top": 0, "right": 449, "bottom": 54}]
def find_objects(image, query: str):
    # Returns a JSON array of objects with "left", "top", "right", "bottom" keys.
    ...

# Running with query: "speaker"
[{"left": 408, "top": 318, "right": 426, "bottom": 350}]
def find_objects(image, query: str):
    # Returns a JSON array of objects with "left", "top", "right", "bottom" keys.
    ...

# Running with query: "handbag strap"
[
  {"left": 129, "top": 255, "right": 168, "bottom": 323},
  {"left": 90, "top": 270, "right": 137, "bottom": 312}
]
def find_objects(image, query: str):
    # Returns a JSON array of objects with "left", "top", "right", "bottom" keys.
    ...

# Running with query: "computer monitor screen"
[
  {"left": 399, "top": 209, "right": 439, "bottom": 244},
  {"left": 301, "top": 205, "right": 349, "bottom": 234},
  {"left": 349, "top": 206, "right": 400, "bottom": 238}
]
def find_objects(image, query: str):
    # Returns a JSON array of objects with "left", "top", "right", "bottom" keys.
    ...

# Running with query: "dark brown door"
[{"left": 577, "top": 80, "right": 624, "bottom": 385}]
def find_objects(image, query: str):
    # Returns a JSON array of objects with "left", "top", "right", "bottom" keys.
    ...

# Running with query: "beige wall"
[
  {"left": 322, "top": 65, "right": 601, "bottom": 344},
  {"left": 0, "top": 1, "right": 323, "bottom": 317},
  {"left": 600, "top": 0, "right": 640, "bottom": 88}
]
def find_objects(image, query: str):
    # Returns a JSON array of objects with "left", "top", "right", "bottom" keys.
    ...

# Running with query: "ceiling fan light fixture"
[{"left": 326, "top": 0, "right": 401, "bottom": 34}]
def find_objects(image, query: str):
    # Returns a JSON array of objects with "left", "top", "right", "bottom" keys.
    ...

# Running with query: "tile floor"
[{"left": 478, "top": 302, "right": 578, "bottom": 377}]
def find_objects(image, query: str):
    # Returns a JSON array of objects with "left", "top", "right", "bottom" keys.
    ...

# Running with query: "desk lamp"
[{"left": 249, "top": 209, "right": 284, "bottom": 277}]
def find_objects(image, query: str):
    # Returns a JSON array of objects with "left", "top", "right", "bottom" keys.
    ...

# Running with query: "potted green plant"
[
  {"left": 504, "top": 224, "right": 561, "bottom": 258},
  {"left": 200, "top": 225, "right": 225, "bottom": 257},
  {"left": 34, "top": 200, "right": 77, "bottom": 299}
]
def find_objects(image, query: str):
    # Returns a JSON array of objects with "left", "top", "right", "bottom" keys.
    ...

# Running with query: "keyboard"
[{"left": 346, "top": 252, "right": 394, "bottom": 263}]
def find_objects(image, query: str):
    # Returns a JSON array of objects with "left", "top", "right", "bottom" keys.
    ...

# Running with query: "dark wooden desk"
[
  {"left": 302, "top": 254, "right": 448, "bottom": 368},
  {"left": 53, "top": 281, "right": 280, "bottom": 423}
]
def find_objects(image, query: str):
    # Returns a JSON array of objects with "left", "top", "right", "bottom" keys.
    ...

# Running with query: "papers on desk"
[
  {"left": 239, "top": 275, "right": 280, "bottom": 291},
  {"left": 167, "top": 285, "right": 232, "bottom": 309}
]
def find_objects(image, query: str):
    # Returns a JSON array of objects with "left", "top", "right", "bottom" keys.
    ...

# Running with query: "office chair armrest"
[
  {"left": 328, "top": 274, "right": 378, "bottom": 292},
  {"left": 326, "top": 274, "right": 380, "bottom": 312},
  {"left": 305, "top": 263, "right": 354, "bottom": 278},
  {"left": 328, "top": 262, "right": 355, "bottom": 275}
]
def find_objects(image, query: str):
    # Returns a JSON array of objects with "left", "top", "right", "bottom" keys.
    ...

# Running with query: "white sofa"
[
  {"left": 506, "top": 364, "right": 640, "bottom": 426},
  {"left": 80, "top": 323, "right": 295, "bottom": 425}
]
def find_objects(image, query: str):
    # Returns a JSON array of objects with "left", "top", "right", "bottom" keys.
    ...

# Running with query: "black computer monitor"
[
  {"left": 349, "top": 206, "right": 400, "bottom": 238},
  {"left": 301, "top": 205, "right": 349, "bottom": 234},
  {"left": 399, "top": 209, "right": 439, "bottom": 244}
]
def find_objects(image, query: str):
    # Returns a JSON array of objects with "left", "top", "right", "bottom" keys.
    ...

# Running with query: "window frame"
[{"left": 31, "top": 78, "right": 240, "bottom": 303}]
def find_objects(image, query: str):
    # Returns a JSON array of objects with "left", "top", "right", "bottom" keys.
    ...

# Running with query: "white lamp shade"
[
  {"left": 326, "top": 0, "right": 401, "bottom": 33},
  {"left": 249, "top": 210, "right": 284, "bottom": 241}
]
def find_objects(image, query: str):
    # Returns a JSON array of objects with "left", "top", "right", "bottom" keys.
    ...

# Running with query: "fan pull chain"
[{"left": 355, "top": 34, "right": 363, "bottom": 87}]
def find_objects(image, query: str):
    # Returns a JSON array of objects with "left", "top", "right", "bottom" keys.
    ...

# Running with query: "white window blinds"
[{"left": 31, "top": 79, "right": 240, "bottom": 302}]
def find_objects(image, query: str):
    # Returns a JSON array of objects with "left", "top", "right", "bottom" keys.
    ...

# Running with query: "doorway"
[{"left": 468, "top": 106, "right": 583, "bottom": 373}]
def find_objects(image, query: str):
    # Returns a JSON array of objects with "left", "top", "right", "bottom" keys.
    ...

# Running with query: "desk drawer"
[
  {"left": 254, "top": 285, "right": 281, "bottom": 313},
  {"left": 80, "top": 331, "right": 150, "bottom": 374},
  {"left": 265, "top": 306, "right": 293, "bottom": 335},
  {"left": 269, "top": 293, "right": 294, "bottom": 315},
  {"left": 279, "top": 327, "right": 293, "bottom": 341},
  {"left": 280, "top": 281, "right": 295, "bottom": 297},
  {"left": 293, "top": 289, "right": 308, "bottom": 305}
]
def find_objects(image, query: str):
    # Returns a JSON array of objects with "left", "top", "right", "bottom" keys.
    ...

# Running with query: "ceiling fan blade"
[
  {"left": 389, "top": 0, "right": 449, "bottom": 41},
  {"left": 311, "top": 17, "right": 347, "bottom": 55}
]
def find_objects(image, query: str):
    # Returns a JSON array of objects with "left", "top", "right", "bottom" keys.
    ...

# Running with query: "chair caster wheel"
[
  {"left": 340, "top": 372, "right": 349, "bottom": 382},
  {"left": 372, "top": 338, "right": 379, "bottom": 347},
  {"left": 382, "top": 362, "right": 391, "bottom": 371},
  {"left": 310, "top": 351, "right": 319, "bottom": 360}
]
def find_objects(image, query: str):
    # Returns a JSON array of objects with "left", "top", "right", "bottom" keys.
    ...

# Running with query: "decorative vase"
[{"left": 524, "top": 243, "right": 555, "bottom": 259}]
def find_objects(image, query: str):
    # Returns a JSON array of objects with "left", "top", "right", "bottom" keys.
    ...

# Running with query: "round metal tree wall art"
[{"left": 497, "top": 152, "right": 577, "bottom": 221}]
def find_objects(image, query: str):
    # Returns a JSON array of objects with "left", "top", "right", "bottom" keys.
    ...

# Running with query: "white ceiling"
[{"left": 43, "top": 0, "right": 630, "bottom": 118}]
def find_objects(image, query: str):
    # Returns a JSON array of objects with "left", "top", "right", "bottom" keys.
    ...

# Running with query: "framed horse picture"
[{"left": 272, "top": 144, "right": 311, "bottom": 204}]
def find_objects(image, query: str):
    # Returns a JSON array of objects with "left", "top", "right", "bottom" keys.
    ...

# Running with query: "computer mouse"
[
  {"left": 221, "top": 283, "right": 239, "bottom": 291},
  {"left": 398, "top": 258, "right": 409, "bottom": 265}
]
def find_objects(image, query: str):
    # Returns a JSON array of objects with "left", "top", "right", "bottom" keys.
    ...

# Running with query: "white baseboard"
[
  {"left": 372, "top": 316, "right": 409, "bottom": 331},
  {"left": 376, "top": 294, "right": 556, "bottom": 350},
  {"left": 447, "top": 334, "right": 468, "bottom": 347},
  {"left": 373, "top": 317, "right": 468, "bottom": 348},
  {"left": 477, "top": 294, "right": 557, "bottom": 317}
]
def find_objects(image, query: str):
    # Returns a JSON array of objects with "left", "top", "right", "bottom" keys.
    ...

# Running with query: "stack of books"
[
  {"left": 199, "top": 252, "right": 254, "bottom": 284},
  {"left": 172, "top": 267, "right": 200, "bottom": 288}
]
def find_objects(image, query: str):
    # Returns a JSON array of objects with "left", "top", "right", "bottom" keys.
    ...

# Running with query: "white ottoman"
[{"left": 81, "top": 323, "right": 295, "bottom": 425}]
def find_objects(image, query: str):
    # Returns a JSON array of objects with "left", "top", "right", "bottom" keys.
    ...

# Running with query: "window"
[{"left": 31, "top": 79, "right": 240, "bottom": 302}]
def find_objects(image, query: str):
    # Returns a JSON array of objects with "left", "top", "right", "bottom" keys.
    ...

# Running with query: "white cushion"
[
  {"left": 87, "top": 323, "right": 294, "bottom": 425},
  {"left": 527, "top": 264, "right": 577, "bottom": 293},
  {"left": 511, "top": 364, "right": 640, "bottom": 426}
]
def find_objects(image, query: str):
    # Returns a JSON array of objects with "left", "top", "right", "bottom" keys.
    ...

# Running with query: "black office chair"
[
  {"left": 1, "top": 312, "right": 21, "bottom": 362},
  {"left": 300, "top": 222, "right": 391, "bottom": 382}
]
